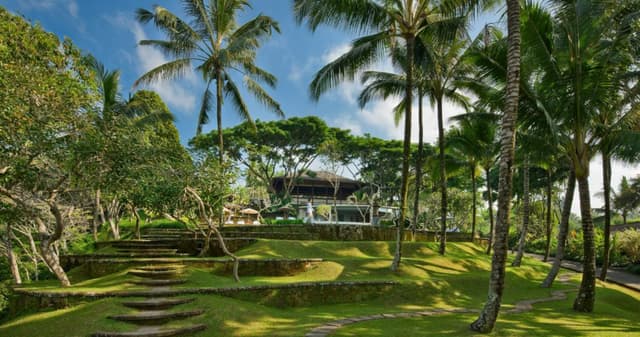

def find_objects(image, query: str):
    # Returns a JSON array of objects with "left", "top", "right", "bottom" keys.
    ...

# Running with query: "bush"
[
  {"left": 617, "top": 229, "right": 640, "bottom": 263},
  {"left": 0, "top": 280, "right": 10, "bottom": 321}
]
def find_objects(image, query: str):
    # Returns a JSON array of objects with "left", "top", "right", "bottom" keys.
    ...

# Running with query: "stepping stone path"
[
  {"left": 92, "top": 237, "right": 207, "bottom": 337},
  {"left": 304, "top": 273, "right": 578, "bottom": 337}
]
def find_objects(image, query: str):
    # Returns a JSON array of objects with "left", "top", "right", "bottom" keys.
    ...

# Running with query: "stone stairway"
[{"left": 92, "top": 263, "right": 207, "bottom": 337}]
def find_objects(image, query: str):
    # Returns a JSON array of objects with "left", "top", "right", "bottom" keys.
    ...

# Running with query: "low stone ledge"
[{"left": 12, "top": 280, "right": 397, "bottom": 311}]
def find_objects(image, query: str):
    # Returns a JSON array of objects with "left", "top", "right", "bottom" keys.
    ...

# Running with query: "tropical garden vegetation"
[{"left": 1, "top": 0, "right": 640, "bottom": 335}]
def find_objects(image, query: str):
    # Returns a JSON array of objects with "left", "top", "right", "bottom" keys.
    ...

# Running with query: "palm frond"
[
  {"left": 244, "top": 76, "right": 285, "bottom": 118},
  {"left": 309, "top": 30, "right": 389, "bottom": 100},
  {"left": 133, "top": 58, "right": 192, "bottom": 88}
]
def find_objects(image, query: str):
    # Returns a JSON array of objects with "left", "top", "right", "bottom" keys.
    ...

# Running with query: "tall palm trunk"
[
  {"left": 599, "top": 153, "right": 611, "bottom": 281},
  {"left": 544, "top": 169, "right": 553, "bottom": 262},
  {"left": 512, "top": 157, "right": 530, "bottom": 267},
  {"left": 470, "top": 0, "right": 521, "bottom": 332},
  {"left": 486, "top": 167, "right": 495, "bottom": 255},
  {"left": 412, "top": 92, "right": 425, "bottom": 237},
  {"left": 574, "top": 173, "right": 596, "bottom": 312},
  {"left": 391, "top": 34, "right": 415, "bottom": 272},
  {"left": 542, "top": 169, "right": 576, "bottom": 287},
  {"left": 437, "top": 95, "right": 447, "bottom": 255},
  {"left": 471, "top": 165, "right": 477, "bottom": 241},
  {"left": 216, "top": 70, "right": 226, "bottom": 228}
]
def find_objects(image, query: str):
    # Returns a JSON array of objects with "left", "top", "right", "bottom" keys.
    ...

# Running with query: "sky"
[{"left": 2, "top": 0, "right": 638, "bottom": 214}]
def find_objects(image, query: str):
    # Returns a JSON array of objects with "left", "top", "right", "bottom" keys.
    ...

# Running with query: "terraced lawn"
[{"left": 1, "top": 241, "right": 638, "bottom": 337}]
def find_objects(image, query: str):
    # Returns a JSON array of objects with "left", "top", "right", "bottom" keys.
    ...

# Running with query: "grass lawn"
[{"left": 1, "top": 241, "right": 638, "bottom": 337}]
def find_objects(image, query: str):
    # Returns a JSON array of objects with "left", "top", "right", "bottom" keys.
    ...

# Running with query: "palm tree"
[
  {"left": 593, "top": 83, "right": 640, "bottom": 281},
  {"left": 469, "top": 0, "right": 521, "bottom": 331},
  {"left": 420, "top": 32, "right": 472, "bottom": 255},
  {"left": 511, "top": 0, "right": 639, "bottom": 310},
  {"left": 134, "top": 0, "right": 284, "bottom": 166},
  {"left": 294, "top": 0, "right": 467, "bottom": 270},
  {"left": 448, "top": 111, "right": 499, "bottom": 241}
]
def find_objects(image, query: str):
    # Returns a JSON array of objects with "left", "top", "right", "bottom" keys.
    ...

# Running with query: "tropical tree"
[
  {"left": 448, "top": 111, "right": 499, "bottom": 241},
  {"left": 294, "top": 0, "right": 470, "bottom": 270},
  {"left": 134, "top": 0, "right": 284, "bottom": 166},
  {"left": 469, "top": 0, "right": 521, "bottom": 331},
  {"left": 613, "top": 176, "right": 640, "bottom": 225},
  {"left": 0, "top": 8, "right": 95, "bottom": 287}
]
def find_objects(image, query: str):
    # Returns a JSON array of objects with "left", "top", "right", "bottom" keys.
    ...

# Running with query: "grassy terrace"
[{"left": 2, "top": 241, "right": 639, "bottom": 337}]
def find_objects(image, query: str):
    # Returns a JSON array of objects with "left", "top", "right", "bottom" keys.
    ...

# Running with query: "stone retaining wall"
[
  {"left": 222, "top": 224, "right": 473, "bottom": 242},
  {"left": 10, "top": 280, "right": 396, "bottom": 313},
  {"left": 59, "top": 257, "right": 322, "bottom": 278}
]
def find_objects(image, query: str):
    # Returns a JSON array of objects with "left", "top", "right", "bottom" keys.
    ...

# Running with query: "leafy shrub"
[
  {"left": 617, "top": 229, "right": 640, "bottom": 263},
  {"left": 0, "top": 280, "right": 10, "bottom": 321}
]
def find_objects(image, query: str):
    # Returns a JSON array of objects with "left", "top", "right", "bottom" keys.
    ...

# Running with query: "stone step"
[
  {"left": 111, "top": 241, "right": 178, "bottom": 249},
  {"left": 122, "top": 298, "right": 195, "bottom": 310},
  {"left": 117, "top": 248, "right": 178, "bottom": 254},
  {"left": 109, "top": 309, "right": 204, "bottom": 325},
  {"left": 130, "top": 278, "right": 187, "bottom": 286},
  {"left": 92, "top": 324, "right": 206, "bottom": 337},
  {"left": 136, "top": 265, "right": 185, "bottom": 272},
  {"left": 128, "top": 269, "right": 182, "bottom": 279},
  {"left": 139, "top": 236, "right": 184, "bottom": 241},
  {"left": 92, "top": 253, "right": 189, "bottom": 258}
]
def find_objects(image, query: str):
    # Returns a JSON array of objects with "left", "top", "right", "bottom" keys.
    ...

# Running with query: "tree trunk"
[
  {"left": 412, "top": 92, "right": 425, "bottom": 238},
  {"left": 573, "top": 174, "right": 596, "bottom": 312},
  {"left": 216, "top": 69, "right": 226, "bottom": 229},
  {"left": 6, "top": 223, "right": 22, "bottom": 285},
  {"left": 38, "top": 202, "right": 70, "bottom": 287},
  {"left": 544, "top": 169, "right": 553, "bottom": 262},
  {"left": 486, "top": 167, "right": 495, "bottom": 255},
  {"left": 471, "top": 165, "right": 477, "bottom": 241},
  {"left": 106, "top": 197, "right": 120, "bottom": 240},
  {"left": 599, "top": 153, "right": 611, "bottom": 281},
  {"left": 391, "top": 34, "right": 415, "bottom": 272},
  {"left": 437, "top": 95, "right": 448, "bottom": 255},
  {"left": 185, "top": 187, "right": 240, "bottom": 282},
  {"left": 92, "top": 189, "right": 102, "bottom": 241},
  {"left": 512, "top": 157, "right": 530, "bottom": 267},
  {"left": 542, "top": 169, "right": 576, "bottom": 288},
  {"left": 131, "top": 204, "right": 141, "bottom": 240},
  {"left": 470, "top": 0, "right": 520, "bottom": 332}
]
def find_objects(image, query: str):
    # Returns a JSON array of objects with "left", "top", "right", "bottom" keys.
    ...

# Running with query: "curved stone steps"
[
  {"left": 122, "top": 298, "right": 195, "bottom": 310},
  {"left": 92, "top": 324, "right": 206, "bottom": 337},
  {"left": 94, "top": 253, "right": 190, "bottom": 258},
  {"left": 110, "top": 241, "right": 178, "bottom": 249},
  {"left": 117, "top": 248, "right": 178, "bottom": 254},
  {"left": 128, "top": 270, "right": 182, "bottom": 279},
  {"left": 130, "top": 278, "right": 187, "bottom": 286},
  {"left": 109, "top": 309, "right": 204, "bottom": 325},
  {"left": 136, "top": 265, "right": 185, "bottom": 272}
]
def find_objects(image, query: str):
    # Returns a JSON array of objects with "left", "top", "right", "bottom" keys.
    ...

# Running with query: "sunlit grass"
[{"left": 2, "top": 241, "right": 638, "bottom": 337}]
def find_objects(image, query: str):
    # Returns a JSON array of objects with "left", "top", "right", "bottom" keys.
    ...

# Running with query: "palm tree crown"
[{"left": 134, "top": 0, "right": 284, "bottom": 163}]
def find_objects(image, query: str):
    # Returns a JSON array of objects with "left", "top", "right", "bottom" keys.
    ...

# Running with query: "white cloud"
[
  {"left": 106, "top": 13, "right": 197, "bottom": 113},
  {"left": 67, "top": 0, "right": 78, "bottom": 18},
  {"left": 570, "top": 156, "right": 640, "bottom": 214}
]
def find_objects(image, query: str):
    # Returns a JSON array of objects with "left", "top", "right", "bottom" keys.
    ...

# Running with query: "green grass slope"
[{"left": 1, "top": 241, "right": 638, "bottom": 337}]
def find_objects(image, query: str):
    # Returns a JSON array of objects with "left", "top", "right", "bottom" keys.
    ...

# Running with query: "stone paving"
[{"left": 304, "top": 273, "right": 577, "bottom": 337}]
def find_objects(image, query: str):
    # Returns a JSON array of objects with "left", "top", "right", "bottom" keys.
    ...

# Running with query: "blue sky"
[{"left": 2, "top": 0, "right": 638, "bottom": 212}]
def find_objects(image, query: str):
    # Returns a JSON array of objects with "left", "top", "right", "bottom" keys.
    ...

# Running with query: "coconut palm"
[
  {"left": 506, "top": 0, "right": 639, "bottom": 310},
  {"left": 294, "top": 0, "right": 469, "bottom": 270},
  {"left": 593, "top": 85, "right": 640, "bottom": 281},
  {"left": 448, "top": 111, "right": 499, "bottom": 241},
  {"left": 134, "top": 0, "right": 284, "bottom": 165},
  {"left": 469, "top": 0, "right": 521, "bottom": 331}
]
